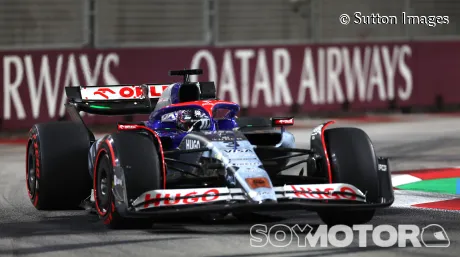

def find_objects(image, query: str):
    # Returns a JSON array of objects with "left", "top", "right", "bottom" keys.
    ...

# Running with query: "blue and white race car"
[{"left": 25, "top": 69, "right": 394, "bottom": 229}]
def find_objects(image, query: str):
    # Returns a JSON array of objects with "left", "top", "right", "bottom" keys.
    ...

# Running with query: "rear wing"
[
  {"left": 65, "top": 69, "right": 206, "bottom": 115},
  {"left": 65, "top": 84, "right": 169, "bottom": 115}
]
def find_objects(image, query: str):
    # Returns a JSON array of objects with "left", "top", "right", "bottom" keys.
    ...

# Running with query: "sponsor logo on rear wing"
[
  {"left": 80, "top": 84, "right": 169, "bottom": 100},
  {"left": 132, "top": 183, "right": 366, "bottom": 211}
]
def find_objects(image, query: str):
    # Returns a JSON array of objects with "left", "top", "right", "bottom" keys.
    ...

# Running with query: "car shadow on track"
[
  {"left": 0, "top": 213, "right": 196, "bottom": 255},
  {"left": 205, "top": 245, "right": 401, "bottom": 257},
  {"left": 0, "top": 212, "right": 104, "bottom": 239},
  {"left": 0, "top": 237, "right": 193, "bottom": 256},
  {"left": 147, "top": 212, "right": 323, "bottom": 235},
  {"left": 2, "top": 208, "right": 458, "bottom": 256}
]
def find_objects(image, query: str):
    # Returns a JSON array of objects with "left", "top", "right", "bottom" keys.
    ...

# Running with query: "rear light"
[{"left": 271, "top": 117, "right": 294, "bottom": 126}]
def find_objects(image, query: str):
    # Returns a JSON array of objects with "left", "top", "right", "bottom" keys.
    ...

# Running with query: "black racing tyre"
[
  {"left": 93, "top": 132, "right": 162, "bottom": 229},
  {"left": 317, "top": 127, "right": 379, "bottom": 226},
  {"left": 26, "top": 121, "right": 92, "bottom": 210}
]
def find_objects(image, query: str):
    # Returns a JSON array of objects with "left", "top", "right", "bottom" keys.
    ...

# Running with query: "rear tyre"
[
  {"left": 93, "top": 132, "right": 162, "bottom": 229},
  {"left": 317, "top": 127, "right": 379, "bottom": 226},
  {"left": 26, "top": 121, "right": 92, "bottom": 210}
]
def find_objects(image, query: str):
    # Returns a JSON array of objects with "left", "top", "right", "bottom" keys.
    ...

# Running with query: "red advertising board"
[{"left": 0, "top": 41, "right": 458, "bottom": 130}]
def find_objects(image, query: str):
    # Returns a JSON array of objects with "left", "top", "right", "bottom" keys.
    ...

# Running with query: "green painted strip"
[
  {"left": 397, "top": 178, "right": 459, "bottom": 194},
  {"left": 90, "top": 105, "right": 111, "bottom": 109}
]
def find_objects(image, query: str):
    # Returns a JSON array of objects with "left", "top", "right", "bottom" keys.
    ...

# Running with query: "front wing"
[{"left": 120, "top": 183, "right": 392, "bottom": 217}]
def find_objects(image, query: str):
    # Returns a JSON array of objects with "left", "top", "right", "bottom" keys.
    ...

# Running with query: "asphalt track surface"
[{"left": 1, "top": 117, "right": 460, "bottom": 257}]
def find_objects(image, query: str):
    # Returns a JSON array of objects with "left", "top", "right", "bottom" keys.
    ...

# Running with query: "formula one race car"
[{"left": 25, "top": 69, "right": 394, "bottom": 229}]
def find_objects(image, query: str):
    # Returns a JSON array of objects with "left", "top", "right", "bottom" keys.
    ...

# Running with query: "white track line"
[
  {"left": 391, "top": 174, "right": 422, "bottom": 187},
  {"left": 392, "top": 190, "right": 459, "bottom": 208}
]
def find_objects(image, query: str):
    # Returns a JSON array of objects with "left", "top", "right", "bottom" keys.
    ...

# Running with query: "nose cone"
[
  {"left": 248, "top": 195, "right": 277, "bottom": 204},
  {"left": 242, "top": 174, "right": 278, "bottom": 203},
  {"left": 248, "top": 188, "right": 277, "bottom": 202}
]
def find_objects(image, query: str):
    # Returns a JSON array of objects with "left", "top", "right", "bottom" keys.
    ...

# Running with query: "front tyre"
[
  {"left": 94, "top": 150, "right": 135, "bottom": 228},
  {"left": 93, "top": 132, "right": 162, "bottom": 229},
  {"left": 317, "top": 127, "right": 379, "bottom": 226}
]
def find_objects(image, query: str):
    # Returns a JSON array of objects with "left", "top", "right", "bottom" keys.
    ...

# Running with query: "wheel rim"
[
  {"left": 27, "top": 143, "right": 37, "bottom": 197},
  {"left": 96, "top": 155, "right": 111, "bottom": 215}
]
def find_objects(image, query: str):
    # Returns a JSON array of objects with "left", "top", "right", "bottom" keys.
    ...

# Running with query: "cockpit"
[{"left": 148, "top": 81, "right": 239, "bottom": 132}]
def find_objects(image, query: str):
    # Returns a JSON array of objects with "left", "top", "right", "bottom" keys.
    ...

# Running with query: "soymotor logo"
[{"left": 250, "top": 224, "right": 450, "bottom": 248}]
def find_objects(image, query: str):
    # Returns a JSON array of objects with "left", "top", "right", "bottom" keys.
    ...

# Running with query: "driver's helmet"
[{"left": 176, "top": 109, "right": 209, "bottom": 131}]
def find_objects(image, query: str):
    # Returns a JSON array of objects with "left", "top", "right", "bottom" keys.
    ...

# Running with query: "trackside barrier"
[{"left": 0, "top": 41, "right": 459, "bottom": 130}]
